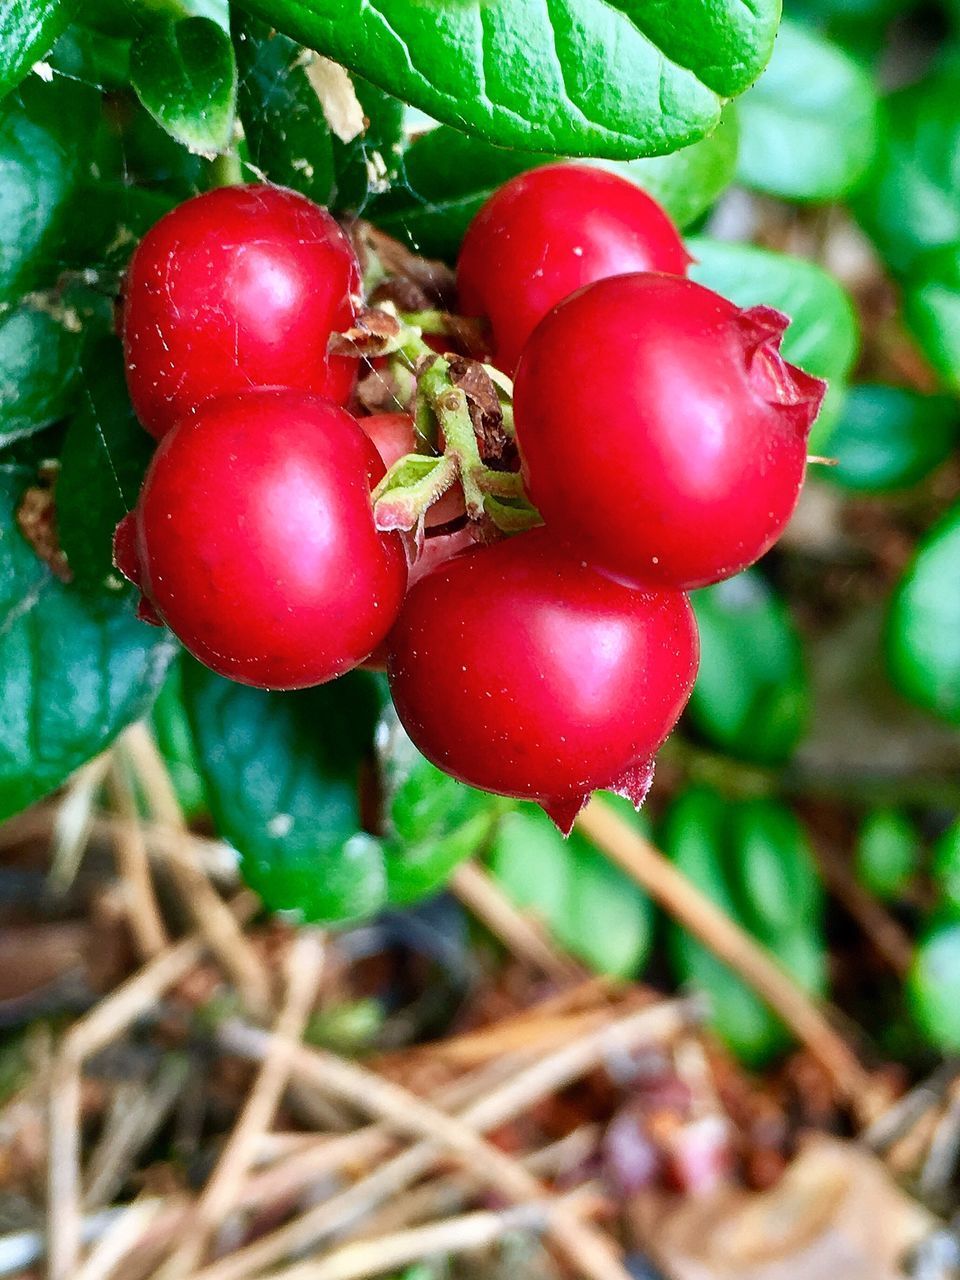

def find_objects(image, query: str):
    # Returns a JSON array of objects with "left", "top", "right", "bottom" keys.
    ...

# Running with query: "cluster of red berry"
[{"left": 115, "top": 167, "right": 825, "bottom": 828}]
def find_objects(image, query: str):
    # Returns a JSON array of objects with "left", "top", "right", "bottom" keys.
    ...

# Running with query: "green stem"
[{"left": 207, "top": 149, "right": 242, "bottom": 188}]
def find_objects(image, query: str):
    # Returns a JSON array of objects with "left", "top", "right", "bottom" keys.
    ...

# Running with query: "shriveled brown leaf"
[
  {"left": 447, "top": 356, "right": 512, "bottom": 464},
  {"left": 16, "top": 485, "right": 71, "bottom": 583},
  {"left": 629, "top": 1135, "right": 935, "bottom": 1280},
  {"left": 352, "top": 221, "right": 456, "bottom": 309}
]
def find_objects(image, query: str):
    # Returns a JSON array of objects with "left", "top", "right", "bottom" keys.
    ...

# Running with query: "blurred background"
[{"left": 2, "top": 0, "right": 960, "bottom": 1276}]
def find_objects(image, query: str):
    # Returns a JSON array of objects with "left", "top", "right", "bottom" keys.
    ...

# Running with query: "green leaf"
[
  {"left": 182, "top": 661, "right": 389, "bottom": 924},
  {"left": 234, "top": 0, "right": 779, "bottom": 160},
  {"left": 932, "top": 818, "right": 960, "bottom": 917},
  {"left": 489, "top": 796, "right": 654, "bottom": 978},
  {"left": 662, "top": 786, "right": 826, "bottom": 1064},
  {"left": 903, "top": 247, "right": 960, "bottom": 395},
  {"left": 0, "top": 0, "right": 75, "bottom": 100},
  {"left": 130, "top": 15, "right": 237, "bottom": 156},
  {"left": 0, "top": 75, "right": 102, "bottom": 302},
  {"left": 377, "top": 709, "right": 499, "bottom": 906},
  {"left": 908, "top": 917, "right": 960, "bottom": 1051},
  {"left": 735, "top": 18, "right": 879, "bottom": 201},
  {"left": 855, "top": 60, "right": 960, "bottom": 276},
  {"left": 0, "top": 469, "right": 175, "bottom": 822},
  {"left": 688, "top": 236, "right": 860, "bottom": 447},
  {"left": 856, "top": 808, "right": 920, "bottom": 900},
  {"left": 824, "top": 384, "right": 959, "bottom": 493},
  {"left": 234, "top": 15, "right": 403, "bottom": 213},
  {"left": 689, "top": 570, "right": 808, "bottom": 766},
  {"left": 0, "top": 289, "right": 95, "bottom": 446},
  {"left": 48, "top": 21, "right": 131, "bottom": 89},
  {"left": 605, "top": 104, "right": 739, "bottom": 230},
  {"left": 887, "top": 502, "right": 960, "bottom": 724},
  {"left": 150, "top": 658, "right": 206, "bottom": 819},
  {"left": 57, "top": 337, "right": 155, "bottom": 592}
]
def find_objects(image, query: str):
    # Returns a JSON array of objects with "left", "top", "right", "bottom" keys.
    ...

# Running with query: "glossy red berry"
[
  {"left": 387, "top": 529, "right": 699, "bottom": 829},
  {"left": 457, "top": 163, "right": 690, "bottom": 372},
  {"left": 122, "top": 184, "right": 360, "bottom": 438},
  {"left": 116, "top": 390, "right": 407, "bottom": 689},
  {"left": 513, "top": 274, "right": 827, "bottom": 590}
]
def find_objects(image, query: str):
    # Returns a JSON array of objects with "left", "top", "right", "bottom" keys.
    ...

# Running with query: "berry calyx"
[
  {"left": 513, "top": 273, "right": 826, "bottom": 590},
  {"left": 122, "top": 184, "right": 361, "bottom": 438},
  {"left": 115, "top": 390, "right": 407, "bottom": 689},
  {"left": 386, "top": 528, "right": 699, "bottom": 829},
  {"left": 457, "top": 163, "right": 690, "bottom": 372}
]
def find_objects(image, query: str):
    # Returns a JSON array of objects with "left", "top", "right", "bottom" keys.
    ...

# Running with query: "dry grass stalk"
[
  {"left": 45, "top": 893, "right": 259, "bottom": 1280},
  {"left": 160, "top": 932, "right": 326, "bottom": 1276},
  {"left": 450, "top": 861, "right": 585, "bottom": 984},
  {"left": 121, "top": 724, "right": 272, "bottom": 1018},
  {"left": 576, "top": 798, "right": 877, "bottom": 1120},
  {"left": 106, "top": 759, "right": 169, "bottom": 960}
]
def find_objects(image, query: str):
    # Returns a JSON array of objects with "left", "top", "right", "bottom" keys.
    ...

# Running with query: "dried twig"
[
  {"left": 48, "top": 754, "right": 112, "bottom": 892},
  {"left": 450, "top": 861, "right": 584, "bottom": 984},
  {"left": 576, "top": 798, "right": 877, "bottom": 1119},
  {"left": 121, "top": 725, "right": 271, "bottom": 1018},
  {"left": 161, "top": 932, "right": 326, "bottom": 1276}
]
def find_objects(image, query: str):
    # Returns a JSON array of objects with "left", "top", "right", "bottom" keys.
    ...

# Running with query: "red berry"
[
  {"left": 457, "top": 164, "right": 689, "bottom": 372},
  {"left": 122, "top": 184, "right": 360, "bottom": 438},
  {"left": 386, "top": 529, "right": 698, "bottom": 829},
  {"left": 513, "top": 274, "right": 826, "bottom": 590},
  {"left": 116, "top": 390, "right": 407, "bottom": 689}
]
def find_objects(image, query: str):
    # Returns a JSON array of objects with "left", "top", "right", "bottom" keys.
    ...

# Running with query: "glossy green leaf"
[
  {"left": 735, "top": 18, "right": 878, "bottom": 201},
  {"left": 0, "top": 0, "right": 75, "bottom": 100},
  {"left": 150, "top": 659, "right": 206, "bottom": 819},
  {"left": 908, "top": 917, "right": 960, "bottom": 1051},
  {"left": 0, "top": 290, "right": 93, "bottom": 445},
  {"left": 932, "top": 818, "right": 960, "bottom": 917},
  {"left": 688, "top": 236, "right": 860, "bottom": 446},
  {"left": 377, "top": 707, "right": 499, "bottom": 906},
  {"left": 233, "top": 15, "right": 403, "bottom": 213},
  {"left": 903, "top": 246, "right": 960, "bottom": 395},
  {"left": 663, "top": 786, "right": 826, "bottom": 1064},
  {"left": 856, "top": 808, "right": 920, "bottom": 900},
  {"left": 57, "top": 338, "right": 155, "bottom": 592},
  {"left": 182, "top": 662, "right": 390, "bottom": 924},
  {"left": 689, "top": 570, "right": 808, "bottom": 765},
  {"left": 0, "top": 75, "right": 101, "bottom": 302},
  {"left": 887, "top": 503, "right": 960, "bottom": 724},
  {"left": 48, "top": 21, "right": 130, "bottom": 88},
  {"left": 235, "top": 0, "right": 779, "bottom": 160},
  {"left": 490, "top": 796, "right": 654, "bottom": 978},
  {"left": 131, "top": 15, "right": 237, "bottom": 156},
  {"left": 824, "top": 384, "right": 959, "bottom": 493},
  {"left": 0, "top": 469, "right": 175, "bottom": 822},
  {"left": 855, "top": 60, "right": 960, "bottom": 275}
]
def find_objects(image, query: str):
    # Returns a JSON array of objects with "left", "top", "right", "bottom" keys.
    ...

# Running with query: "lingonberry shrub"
[
  {"left": 115, "top": 390, "right": 408, "bottom": 689},
  {"left": 513, "top": 273, "right": 827, "bottom": 589},
  {"left": 122, "top": 184, "right": 360, "bottom": 437},
  {"left": 387, "top": 529, "right": 700, "bottom": 831},
  {"left": 457, "top": 164, "right": 690, "bottom": 371}
]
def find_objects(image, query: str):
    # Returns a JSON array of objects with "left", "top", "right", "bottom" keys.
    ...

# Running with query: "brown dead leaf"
[
  {"left": 629, "top": 1135, "right": 935, "bottom": 1280},
  {"left": 16, "top": 485, "right": 71, "bottom": 582}
]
